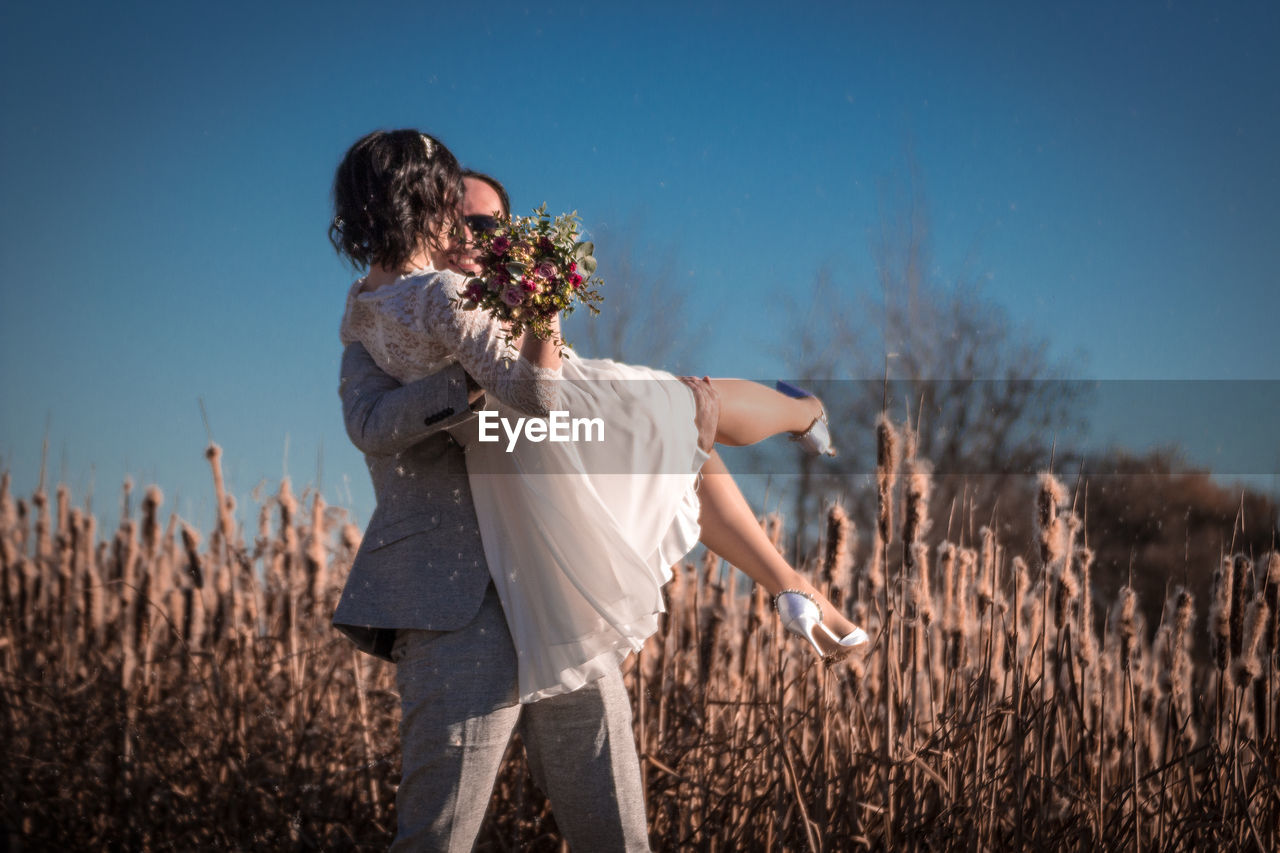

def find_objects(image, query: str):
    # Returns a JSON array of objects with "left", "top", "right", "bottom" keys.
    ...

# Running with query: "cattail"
[
  {"left": 257, "top": 500, "right": 272, "bottom": 554},
  {"left": 180, "top": 524, "right": 204, "bottom": 589},
  {"left": 80, "top": 511, "right": 102, "bottom": 647},
  {"left": 666, "top": 555, "right": 687, "bottom": 617},
  {"left": 340, "top": 523, "right": 362, "bottom": 555},
  {"left": 1024, "top": 580, "right": 1046, "bottom": 664},
  {"left": 901, "top": 420, "right": 918, "bottom": 463},
  {"left": 699, "top": 547, "right": 718, "bottom": 600},
  {"left": 748, "top": 578, "right": 769, "bottom": 636},
  {"left": 55, "top": 483, "right": 70, "bottom": 551},
  {"left": 305, "top": 490, "right": 328, "bottom": 610},
  {"left": 141, "top": 486, "right": 163, "bottom": 561},
  {"left": 1035, "top": 471, "right": 1066, "bottom": 531},
  {"left": 278, "top": 478, "right": 299, "bottom": 591},
  {"left": 1111, "top": 585, "right": 1138, "bottom": 670},
  {"left": 956, "top": 547, "right": 976, "bottom": 648},
  {"left": 866, "top": 530, "right": 885, "bottom": 599},
  {"left": 821, "top": 503, "right": 853, "bottom": 595},
  {"left": 975, "top": 526, "right": 996, "bottom": 613},
  {"left": 1096, "top": 630, "right": 1115, "bottom": 721},
  {"left": 1230, "top": 554, "right": 1252, "bottom": 659},
  {"left": 0, "top": 472, "right": 16, "bottom": 581},
  {"left": 909, "top": 542, "right": 934, "bottom": 627},
  {"left": 119, "top": 475, "right": 133, "bottom": 524},
  {"left": 1035, "top": 474, "right": 1068, "bottom": 606},
  {"left": 1232, "top": 595, "right": 1268, "bottom": 687},
  {"left": 875, "top": 414, "right": 899, "bottom": 546},
  {"left": 205, "top": 443, "right": 236, "bottom": 555},
  {"left": 1168, "top": 587, "right": 1195, "bottom": 700},
  {"left": 1076, "top": 546, "right": 1097, "bottom": 667},
  {"left": 1210, "top": 556, "right": 1233, "bottom": 671},
  {"left": 698, "top": 583, "right": 724, "bottom": 680},
  {"left": 1265, "top": 549, "right": 1280, "bottom": 587},
  {"left": 15, "top": 498, "right": 30, "bottom": 562},
  {"left": 902, "top": 459, "right": 932, "bottom": 566},
  {"left": 222, "top": 493, "right": 240, "bottom": 550},
  {"left": 936, "top": 541, "right": 955, "bottom": 623},
  {"left": 0, "top": 469, "right": 13, "bottom": 526},
  {"left": 1264, "top": 551, "right": 1280, "bottom": 668},
  {"left": 33, "top": 484, "right": 52, "bottom": 566},
  {"left": 187, "top": 584, "right": 207, "bottom": 651},
  {"left": 1053, "top": 557, "right": 1079, "bottom": 631},
  {"left": 1005, "top": 555, "right": 1026, "bottom": 658},
  {"left": 1053, "top": 515, "right": 1082, "bottom": 629}
]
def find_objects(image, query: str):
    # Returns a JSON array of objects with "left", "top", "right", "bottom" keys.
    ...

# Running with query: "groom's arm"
[{"left": 340, "top": 342, "right": 478, "bottom": 456}]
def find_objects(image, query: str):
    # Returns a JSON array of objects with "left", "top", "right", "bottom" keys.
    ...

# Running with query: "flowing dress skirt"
[{"left": 462, "top": 356, "right": 705, "bottom": 703}]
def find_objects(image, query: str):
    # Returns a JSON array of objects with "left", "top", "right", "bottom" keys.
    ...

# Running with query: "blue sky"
[{"left": 2, "top": 1, "right": 1277, "bottom": 526}]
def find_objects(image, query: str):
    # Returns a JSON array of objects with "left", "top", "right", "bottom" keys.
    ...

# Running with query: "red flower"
[
  {"left": 538, "top": 236, "right": 554, "bottom": 253},
  {"left": 491, "top": 235, "right": 511, "bottom": 255},
  {"left": 570, "top": 273, "right": 584, "bottom": 289}
]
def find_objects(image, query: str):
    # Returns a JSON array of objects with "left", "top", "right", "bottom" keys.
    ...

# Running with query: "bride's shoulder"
[{"left": 403, "top": 266, "right": 468, "bottom": 296}]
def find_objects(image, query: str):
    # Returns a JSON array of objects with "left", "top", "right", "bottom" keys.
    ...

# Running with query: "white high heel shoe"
[
  {"left": 775, "top": 381, "right": 837, "bottom": 457},
  {"left": 773, "top": 590, "right": 869, "bottom": 658}
]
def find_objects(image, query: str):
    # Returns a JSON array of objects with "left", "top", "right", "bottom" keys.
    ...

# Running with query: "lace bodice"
[{"left": 339, "top": 268, "right": 561, "bottom": 416}]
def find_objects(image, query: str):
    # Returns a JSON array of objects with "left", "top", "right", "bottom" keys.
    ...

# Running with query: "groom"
[{"left": 334, "top": 171, "right": 721, "bottom": 852}]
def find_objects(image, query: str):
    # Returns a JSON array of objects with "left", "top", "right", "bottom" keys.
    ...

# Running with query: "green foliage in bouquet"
[{"left": 456, "top": 204, "right": 604, "bottom": 351}]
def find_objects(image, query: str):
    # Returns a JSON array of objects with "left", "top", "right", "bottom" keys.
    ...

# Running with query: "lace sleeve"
[{"left": 413, "top": 271, "right": 562, "bottom": 417}]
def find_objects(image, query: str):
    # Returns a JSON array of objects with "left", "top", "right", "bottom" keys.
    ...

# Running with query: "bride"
[{"left": 333, "top": 129, "right": 866, "bottom": 702}]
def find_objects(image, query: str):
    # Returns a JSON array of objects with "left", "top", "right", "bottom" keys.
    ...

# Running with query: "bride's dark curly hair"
[{"left": 329, "top": 129, "right": 465, "bottom": 271}]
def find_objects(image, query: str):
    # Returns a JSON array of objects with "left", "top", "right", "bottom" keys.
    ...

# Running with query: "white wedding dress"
[{"left": 340, "top": 267, "right": 705, "bottom": 702}]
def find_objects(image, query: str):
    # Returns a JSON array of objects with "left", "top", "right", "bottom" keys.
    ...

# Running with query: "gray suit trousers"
[{"left": 390, "top": 584, "right": 651, "bottom": 852}]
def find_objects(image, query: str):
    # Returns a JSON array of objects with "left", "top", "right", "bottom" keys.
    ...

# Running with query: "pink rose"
[
  {"left": 521, "top": 276, "right": 539, "bottom": 293},
  {"left": 491, "top": 235, "right": 511, "bottom": 255},
  {"left": 502, "top": 286, "right": 524, "bottom": 306},
  {"left": 534, "top": 261, "right": 557, "bottom": 279}
]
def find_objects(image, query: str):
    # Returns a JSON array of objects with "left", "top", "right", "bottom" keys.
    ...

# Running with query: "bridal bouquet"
[{"left": 457, "top": 204, "right": 604, "bottom": 346}]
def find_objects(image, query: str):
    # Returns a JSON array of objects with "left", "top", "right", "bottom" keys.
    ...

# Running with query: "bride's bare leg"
[
  {"left": 708, "top": 379, "right": 824, "bottom": 447},
  {"left": 694, "top": 450, "right": 857, "bottom": 643}
]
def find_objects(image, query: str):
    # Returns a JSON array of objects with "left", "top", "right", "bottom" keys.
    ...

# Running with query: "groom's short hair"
[{"left": 462, "top": 169, "right": 511, "bottom": 219}]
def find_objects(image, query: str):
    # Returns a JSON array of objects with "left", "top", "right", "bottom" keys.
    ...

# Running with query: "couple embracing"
[{"left": 330, "top": 129, "right": 866, "bottom": 851}]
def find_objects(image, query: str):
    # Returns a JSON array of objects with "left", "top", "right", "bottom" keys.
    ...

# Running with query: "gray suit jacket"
[{"left": 332, "top": 342, "right": 492, "bottom": 660}]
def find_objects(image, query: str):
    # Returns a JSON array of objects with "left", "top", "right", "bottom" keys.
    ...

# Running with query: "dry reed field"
[{"left": 3, "top": 420, "right": 1279, "bottom": 851}]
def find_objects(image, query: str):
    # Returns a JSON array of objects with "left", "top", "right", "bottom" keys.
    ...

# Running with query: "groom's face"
[{"left": 451, "top": 177, "right": 505, "bottom": 274}]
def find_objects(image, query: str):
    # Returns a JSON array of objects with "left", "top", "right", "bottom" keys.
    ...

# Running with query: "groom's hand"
[{"left": 679, "top": 376, "right": 720, "bottom": 454}]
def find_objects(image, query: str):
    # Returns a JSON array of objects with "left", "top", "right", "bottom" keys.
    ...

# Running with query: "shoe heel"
[{"left": 799, "top": 619, "right": 827, "bottom": 657}]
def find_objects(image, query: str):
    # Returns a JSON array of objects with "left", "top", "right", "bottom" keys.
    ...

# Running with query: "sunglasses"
[{"left": 464, "top": 214, "right": 502, "bottom": 236}]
